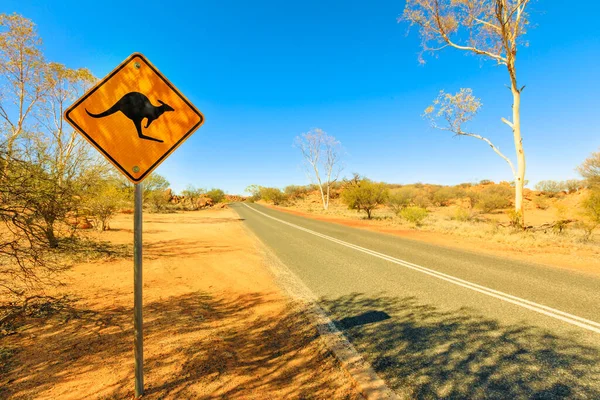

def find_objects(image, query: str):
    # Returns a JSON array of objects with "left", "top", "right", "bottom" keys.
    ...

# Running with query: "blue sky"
[{"left": 2, "top": 1, "right": 599, "bottom": 194}]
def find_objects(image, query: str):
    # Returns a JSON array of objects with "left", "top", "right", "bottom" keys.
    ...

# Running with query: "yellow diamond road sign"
[{"left": 64, "top": 53, "right": 204, "bottom": 183}]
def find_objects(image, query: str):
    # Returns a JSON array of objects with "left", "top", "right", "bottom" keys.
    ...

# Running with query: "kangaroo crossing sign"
[{"left": 65, "top": 53, "right": 204, "bottom": 183}]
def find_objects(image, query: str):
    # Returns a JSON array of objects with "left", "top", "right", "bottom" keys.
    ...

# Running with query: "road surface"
[{"left": 232, "top": 203, "right": 600, "bottom": 399}]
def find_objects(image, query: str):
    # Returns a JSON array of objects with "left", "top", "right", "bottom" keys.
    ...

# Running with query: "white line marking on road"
[{"left": 242, "top": 203, "right": 600, "bottom": 334}]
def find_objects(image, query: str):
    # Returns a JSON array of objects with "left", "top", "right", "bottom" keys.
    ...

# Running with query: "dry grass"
[
  {"left": 0, "top": 209, "right": 361, "bottom": 399},
  {"left": 268, "top": 187, "right": 600, "bottom": 275},
  {"left": 277, "top": 188, "right": 599, "bottom": 248}
]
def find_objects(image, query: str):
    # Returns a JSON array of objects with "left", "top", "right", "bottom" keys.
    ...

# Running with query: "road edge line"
[
  {"left": 242, "top": 203, "right": 600, "bottom": 334},
  {"left": 236, "top": 208, "right": 401, "bottom": 400}
]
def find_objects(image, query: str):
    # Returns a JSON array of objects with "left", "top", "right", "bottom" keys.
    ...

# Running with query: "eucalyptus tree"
[{"left": 403, "top": 0, "right": 531, "bottom": 226}]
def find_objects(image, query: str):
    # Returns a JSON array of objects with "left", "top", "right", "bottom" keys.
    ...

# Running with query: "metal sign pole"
[
  {"left": 134, "top": 183, "right": 144, "bottom": 397},
  {"left": 63, "top": 52, "right": 204, "bottom": 397}
]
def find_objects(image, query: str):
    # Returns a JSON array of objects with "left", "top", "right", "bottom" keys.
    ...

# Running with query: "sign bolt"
[
  {"left": 134, "top": 62, "right": 141, "bottom": 69},
  {"left": 133, "top": 166, "right": 140, "bottom": 173}
]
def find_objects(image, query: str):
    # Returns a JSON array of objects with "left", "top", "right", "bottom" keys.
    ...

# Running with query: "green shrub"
[
  {"left": 413, "top": 193, "right": 432, "bottom": 209},
  {"left": 577, "top": 221, "right": 597, "bottom": 242},
  {"left": 284, "top": 185, "right": 310, "bottom": 199},
  {"left": 147, "top": 189, "right": 171, "bottom": 213},
  {"left": 181, "top": 185, "right": 205, "bottom": 210},
  {"left": 564, "top": 179, "right": 584, "bottom": 193},
  {"left": 400, "top": 206, "right": 428, "bottom": 226},
  {"left": 475, "top": 185, "right": 512, "bottom": 213},
  {"left": 432, "top": 186, "right": 465, "bottom": 206},
  {"left": 583, "top": 189, "right": 600, "bottom": 225},
  {"left": 84, "top": 178, "right": 128, "bottom": 230},
  {"left": 451, "top": 207, "right": 475, "bottom": 222},
  {"left": 385, "top": 183, "right": 404, "bottom": 189},
  {"left": 464, "top": 190, "right": 479, "bottom": 209},
  {"left": 245, "top": 184, "right": 262, "bottom": 201},
  {"left": 260, "top": 187, "right": 287, "bottom": 205},
  {"left": 578, "top": 149, "right": 600, "bottom": 188},
  {"left": 142, "top": 173, "right": 170, "bottom": 210},
  {"left": 341, "top": 176, "right": 389, "bottom": 219},
  {"left": 535, "top": 180, "right": 566, "bottom": 197},
  {"left": 388, "top": 187, "right": 418, "bottom": 214},
  {"left": 507, "top": 209, "right": 523, "bottom": 229},
  {"left": 330, "top": 181, "right": 344, "bottom": 190},
  {"left": 205, "top": 188, "right": 226, "bottom": 203},
  {"left": 577, "top": 189, "right": 599, "bottom": 240}
]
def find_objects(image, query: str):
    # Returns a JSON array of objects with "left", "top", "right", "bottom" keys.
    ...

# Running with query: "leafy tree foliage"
[
  {"left": 535, "top": 180, "right": 566, "bottom": 197},
  {"left": 83, "top": 176, "right": 128, "bottom": 230},
  {"left": 400, "top": 206, "right": 428, "bottom": 226},
  {"left": 181, "top": 185, "right": 205, "bottom": 210},
  {"left": 475, "top": 185, "right": 512, "bottom": 213},
  {"left": 259, "top": 187, "right": 286, "bottom": 205},
  {"left": 205, "top": 188, "right": 225, "bottom": 204},
  {"left": 341, "top": 175, "right": 389, "bottom": 219},
  {"left": 578, "top": 149, "right": 600, "bottom": 188}
]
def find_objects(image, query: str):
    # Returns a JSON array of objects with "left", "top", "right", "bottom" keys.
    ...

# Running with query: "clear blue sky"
[{"left": 3, "top": 1, "right": 599, "bottom": 194}]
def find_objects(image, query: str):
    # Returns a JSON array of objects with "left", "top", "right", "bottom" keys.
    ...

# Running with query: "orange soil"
[
  {"left": 1, "top": 209, "right": 361, "bottom": 399},
  {"left": 264, "top": 204, "right": 600, "bottom": 278}
]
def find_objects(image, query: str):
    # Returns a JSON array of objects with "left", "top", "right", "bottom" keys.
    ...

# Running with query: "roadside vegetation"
[
  {"left": 404, "top": 0, "right": 530, "bottom": 227},
  {"left": 0, "top": 13, "right": 231, "bottom": 352},
  {"left": 250, "top": 148, "right": 600, "bottom": 252}
]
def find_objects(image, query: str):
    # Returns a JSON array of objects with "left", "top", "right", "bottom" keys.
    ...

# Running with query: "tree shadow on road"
[
  {"left": 1, "top": 292, "right": 359, "bottom": 399},
  {"left": 319, "top": 293, "right": 600, "bottom": 399}
]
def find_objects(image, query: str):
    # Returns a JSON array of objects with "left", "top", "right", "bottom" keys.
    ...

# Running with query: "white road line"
[{"left": 242, "top": 203, "right": 600, "bottom": 334}]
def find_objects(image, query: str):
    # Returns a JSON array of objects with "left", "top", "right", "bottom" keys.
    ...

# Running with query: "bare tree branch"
[{"left": 294, "top": 128, "right": 343, "bottom": 210}]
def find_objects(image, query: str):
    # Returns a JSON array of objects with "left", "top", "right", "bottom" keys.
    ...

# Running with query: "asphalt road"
[{"left": 232, "top": 203, "right": 600, "bottom": 399}]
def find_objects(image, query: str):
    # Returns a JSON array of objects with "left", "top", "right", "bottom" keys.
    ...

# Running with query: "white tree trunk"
[
  {"left": 512, "top": 88, "right": 526, "bottom": 226},
  {"left": 317, "top": 180, "right": 327, "bottom": 210}
]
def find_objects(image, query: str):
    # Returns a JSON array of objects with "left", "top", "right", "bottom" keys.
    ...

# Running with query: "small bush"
[
  {"left": 84, "top": 178, "right": 128, "bottom": 230},
  {"left": 284, "top": 185, "right": 310, "bottom": 200},
  {"left": 507, "top": 209, "right": 522, "bottom": 229},
  {"left": 341, "top": 176, "right": 389, "bottom": 219},
  {"left": 583, "top": 189, "right": 600, "bottom": 224},
  {"left": 143, "top": 173, "right": 170, "bottom": 213},
  {"left": 578, "top": 148, "right": 600, "bottom": 188},
  {"left": 535, "top": 180, "right": 566, "bottom": 197},
  {"left": 147, "top": 190, "right": 171, "bottom": 213},
  {"left": 245, "top": 184, "right": 262, "bottom": 201},
  {"left": 432, "top": 186, "right": 465, "bottom": 206},
  {"left": 388, "top": 187, "right": 418, "bottom": 214},
  {"left": 451, "top": 207, "right": 475, "bottom": 222},
  {"left": 180, "top": 186, "right": 205, "bottom": 210},
  {"left": 577, "top": 221, "right": 597, "bottom": 242},
  {"left": 205, "top": 188, "right": 226, "bottom": 204},
  {"left": 475, "top": 185, "right": 512, "bottom": 213},
  {"left": 260, "top": 187, "right": 287, "bottom": 205},
  {"left": 464, "top": 190, "right": 479, "bottom": 209},
  {"left": 564, "top": 179, "right": 583, "bottom": 193},
  {"left": 412, "top": 191, "right": 432, "bottom": 209},
  {"left": 533, "top": 195, "right": 550, "bottom": 210},
  {"left": 400, "top": 206, "right": 428, "bottom": 226},
  {"left": 479, "top": 179, "right": 494, "bottom": 185}
]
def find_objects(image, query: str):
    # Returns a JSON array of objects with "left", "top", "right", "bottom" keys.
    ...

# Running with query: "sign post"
[
  {"left": 64, "top": 53, "right": 204, "bottom": 397},
  {"left": 134, "top": 183, "right": 144, "bottom": 396}
]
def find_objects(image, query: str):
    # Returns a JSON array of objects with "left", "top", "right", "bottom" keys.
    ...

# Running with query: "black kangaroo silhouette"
[{"left": 86, "top": 92, "right": 174, "bottom": 143}]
